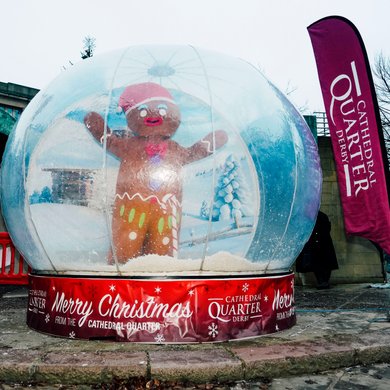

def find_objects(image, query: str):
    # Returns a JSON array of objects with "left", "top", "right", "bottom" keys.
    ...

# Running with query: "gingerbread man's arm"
[
  {"left": 181, "top": 130, "right": 228, "bottom": 164},
  {"left": 84, "top": 112, "right": 126, "bottom": 157}
]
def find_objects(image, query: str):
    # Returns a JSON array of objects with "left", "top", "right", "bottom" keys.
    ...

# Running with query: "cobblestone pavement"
[
  {"left": 1, "top": 283, "right": 389, "bottom": 389},
  {"left": 270, "top": 363, "right": 390, "bottom": 389},
  {"left": 0, "top": 363, "right": 389, "bottom": 389}
]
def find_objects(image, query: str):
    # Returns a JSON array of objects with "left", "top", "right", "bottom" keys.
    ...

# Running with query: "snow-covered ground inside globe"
[
  {"left": 27, "top": 153, "right": 292, "bottom": 275},
  {"left": 29, "top": 202, "right": 283, "bottom": 275}
]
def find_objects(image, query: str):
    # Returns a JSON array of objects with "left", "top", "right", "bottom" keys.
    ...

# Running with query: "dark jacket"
[{"left": 295, "top": 211, "right": 339, "bottom": 273}]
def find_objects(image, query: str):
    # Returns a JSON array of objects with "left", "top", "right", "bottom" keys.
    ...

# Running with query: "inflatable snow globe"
[{"left": 1, "top": 45, "right": 321, "bottom": 342}]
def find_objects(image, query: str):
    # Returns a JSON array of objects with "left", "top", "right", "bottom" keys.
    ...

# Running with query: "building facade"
[
  {"left": 314, "top": 136, "right": 382, "bottom": 284},
  {"left": 0, "top": 82, "right": 39, "bottom": 154},
  {"left": 0, "top": 82, "right": 39, "bottom": 231},
  {"left": 298, "top": 114, "right": 383, "bottom": 285},
  {"left": 0, "top": 82, "right": 39, "bottom": 122}
]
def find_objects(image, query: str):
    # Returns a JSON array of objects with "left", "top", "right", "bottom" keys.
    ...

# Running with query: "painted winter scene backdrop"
[
  {"left": 26, "top": 94, "right": 258, "bottom": 274},
  {"left": 1, "top": 45, "right": 321, "bottom": 276}
]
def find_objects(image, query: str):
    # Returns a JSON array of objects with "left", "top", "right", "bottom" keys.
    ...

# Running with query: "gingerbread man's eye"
[
  {"left": 157, "top": 104, "right": 168, "bottom": 117},
  {"left": 138, "top": 104, "right": 148, "bottom": 118}
]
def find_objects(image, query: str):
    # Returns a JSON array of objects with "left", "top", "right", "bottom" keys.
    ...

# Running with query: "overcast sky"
[{"left": 2, "top": 0, "right": 389, "bottom": 112}]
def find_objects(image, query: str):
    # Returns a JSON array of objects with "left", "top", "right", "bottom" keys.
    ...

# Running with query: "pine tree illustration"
[
  {"left": 211, "top": 154, "right": 253, "bottom": 223},
  {"left": 200, "top": 200, "right": 210, "bottom": 220}
]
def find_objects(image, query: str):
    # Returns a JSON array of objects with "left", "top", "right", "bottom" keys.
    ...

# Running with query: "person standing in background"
[{"left": 296, "top": 211, "right": 339, "bottom": 289}]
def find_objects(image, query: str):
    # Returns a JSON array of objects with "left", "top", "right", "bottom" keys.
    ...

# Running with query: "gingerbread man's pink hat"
[{"left": 118, "top": 82, "right": 176, "bottom": 115}]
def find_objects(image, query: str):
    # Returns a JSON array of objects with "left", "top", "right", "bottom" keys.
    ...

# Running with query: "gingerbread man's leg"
[
  {"left": 144, "top": 202, "right": 182, "bottom": 257},
  {"left": 110, "top": 197, "right": 150, "bottom": 263}
]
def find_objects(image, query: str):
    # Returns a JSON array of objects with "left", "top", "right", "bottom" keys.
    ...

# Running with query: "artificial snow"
[{"left": 28, "top": 203, "right": 286, "bottom": 276}]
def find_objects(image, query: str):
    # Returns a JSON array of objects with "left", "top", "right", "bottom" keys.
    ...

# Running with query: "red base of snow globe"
[{"left": 27, "top": 272, "right": 296, "bottom": 343}]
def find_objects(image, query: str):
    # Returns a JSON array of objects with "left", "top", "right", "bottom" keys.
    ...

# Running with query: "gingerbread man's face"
[{"left": 126, "top": 100, "right": 181, "bottom": 138}]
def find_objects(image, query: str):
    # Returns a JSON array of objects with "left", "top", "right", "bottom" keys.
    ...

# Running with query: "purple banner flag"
[{"left": 308, "top": 16, "right": 390, "bottom": 253}]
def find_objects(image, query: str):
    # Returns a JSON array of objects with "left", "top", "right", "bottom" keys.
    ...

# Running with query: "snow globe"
[{"left": 1, "top": 45, "right": 321, "bottom": 342}]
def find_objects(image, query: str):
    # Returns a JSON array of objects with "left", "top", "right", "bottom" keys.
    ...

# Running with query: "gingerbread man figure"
[{"left": 84, "top": 82, "right": 228, "bottom": 263}]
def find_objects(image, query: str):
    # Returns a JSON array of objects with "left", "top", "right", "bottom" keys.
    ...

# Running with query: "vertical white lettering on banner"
[
  {"left": 344, "top": 164, "right": 352, "bottom": 196},
  {"left": 351, "top": 61, "right": 362, "bottom": 96},
  {"left": 328, "top": 61, "right": 376, "bottom": 197}
]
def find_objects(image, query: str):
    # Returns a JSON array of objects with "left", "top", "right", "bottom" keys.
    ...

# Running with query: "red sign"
[
  {"left": 27, "top": 274, "right": 296, "bottom": 342},
  {"left": 308, "top": 16, "right": 390, "bottom": 253}
]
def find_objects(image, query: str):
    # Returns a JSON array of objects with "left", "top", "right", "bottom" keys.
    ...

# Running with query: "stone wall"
[{"left": 300, "top": 136, "right": 383, "bottom": 285}]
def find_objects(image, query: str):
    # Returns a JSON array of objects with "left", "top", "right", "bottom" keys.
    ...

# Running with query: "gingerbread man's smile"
[{"left": 144, "top": 117, "right": 163, "bottom": 126}]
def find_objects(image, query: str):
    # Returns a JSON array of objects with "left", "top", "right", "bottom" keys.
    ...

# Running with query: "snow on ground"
[
  {"left": 28, "top": 203, "right": 286, "bottom": 275},
  {"left": 30, "top": 203, "right": 110, "bottom": 268}
]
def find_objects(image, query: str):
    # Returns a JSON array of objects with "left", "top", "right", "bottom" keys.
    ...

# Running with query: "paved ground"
[
  {"left": 0, "top": 283, "right": 389, "bottom": 389},
  {"left": 270, "top": 363, "right": 390, "bottom": 389}
]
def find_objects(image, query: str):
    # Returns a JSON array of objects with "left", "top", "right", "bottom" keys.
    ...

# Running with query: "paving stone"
[
  {"left": 229, "top": 340, "right": 356, "bottom": 379},
  {"left": 149, "top": 348, "right": 243, "bottom": 383},
  {"left": 0, "top": 349, "right": 41, "bottom": 382},
  {"left": 35, "top": 351, "right": 147, "bottom": 384}
]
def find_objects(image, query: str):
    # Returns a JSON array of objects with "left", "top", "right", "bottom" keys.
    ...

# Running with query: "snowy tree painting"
[
  {"left": 210, "top": 154, "right": 253, "bottom": 225},
  {"left": 200, "top": 200, "right": 210, "bottom": 220}
]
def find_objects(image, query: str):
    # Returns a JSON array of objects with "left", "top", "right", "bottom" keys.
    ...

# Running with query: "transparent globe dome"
[{"left": 1, "top": 45, "right": 321, "bottom": 276}]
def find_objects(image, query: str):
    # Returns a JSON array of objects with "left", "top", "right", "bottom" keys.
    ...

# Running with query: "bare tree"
[
  {"left": 80, "top": 36, "right": 96, "bottom": 59},
  {"left": 373, "top": 52, "right": 390, "bottom": 166},
  {"left": 284, "top": 81, "right": 309, "bottom": 113},
  {"left": 61, "top": 36, "right": 96, "bottom": 71}
]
